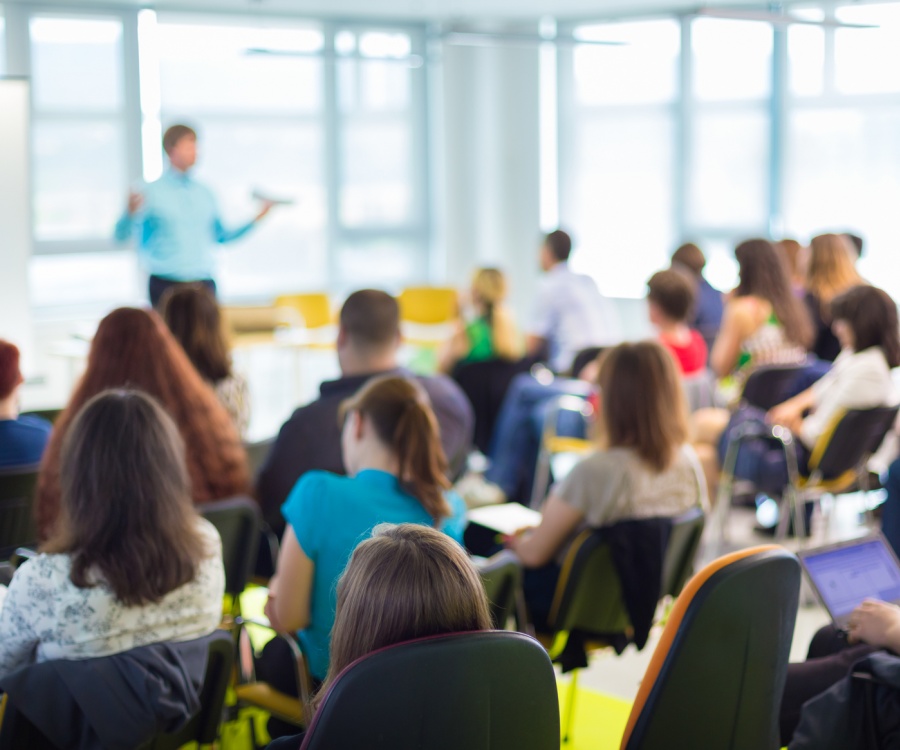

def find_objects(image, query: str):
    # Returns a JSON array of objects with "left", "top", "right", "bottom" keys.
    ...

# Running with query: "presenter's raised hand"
[
  {"left": 127, "top": 191, "right": 144, "bottom": 215},
  {"left": 254, "top": 199, "right": 276, "bottom": 222}
]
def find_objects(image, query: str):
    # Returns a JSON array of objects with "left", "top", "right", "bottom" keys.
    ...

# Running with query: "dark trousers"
[
  {"left": 148, "top": 275, "right": 216, "bottom": 309},
  {"left": 780, "top": 624, "right": 879, "bottom": 745}
]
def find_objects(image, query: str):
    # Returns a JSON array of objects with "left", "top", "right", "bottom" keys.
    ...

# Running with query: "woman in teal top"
[{"left": 265, "top": 375, "right": 467, "bottom": 682}]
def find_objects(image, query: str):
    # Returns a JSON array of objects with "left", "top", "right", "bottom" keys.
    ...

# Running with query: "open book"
[{"left": 467, "top": 503, "right": 542, "bottom": 536}]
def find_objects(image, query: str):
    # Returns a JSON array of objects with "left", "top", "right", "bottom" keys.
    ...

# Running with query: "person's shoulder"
[{"left": 16, "top": 415, "right": 52, "bottom": 433}]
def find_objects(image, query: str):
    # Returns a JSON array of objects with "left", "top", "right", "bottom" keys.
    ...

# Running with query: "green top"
[{"left": 463, "top": 316, "right": 495, "bottom": 363}]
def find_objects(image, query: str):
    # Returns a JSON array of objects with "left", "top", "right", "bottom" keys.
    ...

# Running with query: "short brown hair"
[
  {"left": 671, "top": 243, "right": 705, "bottom": 274},
  {"left": 320, "top": 524, "right": 491, "bottom": 705},
  {"left": 44, "top": 389, "right": 210, "bottom": 607},
  {"left": 163, "top": 124, "right": 196, "bottom": 154},
  {"left": 339, "top": 290, "right": 400, "bottom": 350},
  {"left": 160, "top": 284, "right": 232, "bottom": 383},
  {"left": 830, "top": 285, "right": 900, "bottom": 368},
  {"left": 647, "top": 269, "right": 695, "bottom": 323},
  {"left": 596, "top": 341, "right": 688, "bottom": 472},
  {"left": 340, "top": 375, "right": 450, "bottom": 521},
  {"left": 544, "top": 230, "right": 572, "bottom": 263},
  {"left": 0, "top": 340, "right": 22, "bottom": 401}
]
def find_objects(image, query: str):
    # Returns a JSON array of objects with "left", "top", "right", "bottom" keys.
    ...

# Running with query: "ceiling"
[{"left": 29, "top": 0, "right": 813, "bottom": 23}]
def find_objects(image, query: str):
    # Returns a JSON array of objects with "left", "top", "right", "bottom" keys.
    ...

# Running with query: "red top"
[{"left": 660, "top": 330, "right": 708, "bottom": 376}]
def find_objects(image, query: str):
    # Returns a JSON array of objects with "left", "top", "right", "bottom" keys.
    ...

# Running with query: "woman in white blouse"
[
  {"left": 0, "top": 389, "right": 224, "bottom": 677},
  {"left": 767, "top": 285, "right": 900, "bottom": 453}
]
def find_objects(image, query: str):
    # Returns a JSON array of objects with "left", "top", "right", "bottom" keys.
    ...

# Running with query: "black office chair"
[
  {"left": 739, "top": 363, "right": 810, "bottom": 411},
  {"left": 299, "top": 631, "right": 559, "bottom": 750},
  {"left": 244, "top": 437, "right": 275, "bottom": 480},
  {"left": 197, "top": 496, "right": 261, "bottom": 619},
  {"left": 451, "top": 358, "right": 531, "bottom": 454},
  {"left": 542, "top": 510, "right": 705, "bottom": 744},
  {"left": 0, "top": 463, "right": 40, "bottom": 561},
  {"left": 621, "top": 546, "right": 801, "bottom": 750}
]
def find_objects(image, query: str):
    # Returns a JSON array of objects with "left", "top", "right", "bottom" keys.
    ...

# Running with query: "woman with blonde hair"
[
  {"left": 439, "top": 267, "right": 521, "bottom": 372},
  {"left": 265, "top": 523, "right": 491, "bottom": 749},
  {"left": 505, "top": 341, "right": 706, "bottom": 629},
  {"left": 805, "top": 233, "right": 865, "bottom": 361},
  {"left": 263, "top": 375, "right": 467, "bottom": 686}
]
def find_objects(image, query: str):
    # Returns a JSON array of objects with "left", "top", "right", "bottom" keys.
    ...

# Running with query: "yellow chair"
[
  {"left": 274, "top": 293, "right": 333, "bottom": 330},
  {"left": 397, "top": 286, "right": 458, "bottom": 325}
]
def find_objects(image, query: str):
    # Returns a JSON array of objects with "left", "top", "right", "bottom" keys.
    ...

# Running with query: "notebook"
[{"left": 798, "top": 533, "right": 900, "bottom": 630}]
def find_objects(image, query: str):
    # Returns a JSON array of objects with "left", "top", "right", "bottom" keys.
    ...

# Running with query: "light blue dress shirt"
[
  {"left": 281, "top": 468, "right": 467, "bottom": 680},
  {"left": 113, "top": 169, "right": 255, "bottom": 281}
]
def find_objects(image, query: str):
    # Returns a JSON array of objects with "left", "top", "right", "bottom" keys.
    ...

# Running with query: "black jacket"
[
  {"left": 255, "top": 368, "right": 474, "bottom": 535},
  {"left": 0, "top": 636, "right": 212, "bottom": 750}
]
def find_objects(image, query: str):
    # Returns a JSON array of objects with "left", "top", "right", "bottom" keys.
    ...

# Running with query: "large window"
[{"left": 559, "top": 19, "right": 679, "bottom": 298}]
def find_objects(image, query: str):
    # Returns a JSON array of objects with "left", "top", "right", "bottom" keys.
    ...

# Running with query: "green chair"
[{"left": 476, "top": 550, "right": 529, "bottom": 632}]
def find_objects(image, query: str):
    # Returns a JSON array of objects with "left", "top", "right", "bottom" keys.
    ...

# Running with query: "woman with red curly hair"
[{"left": 35, "top": 307, "right": 250, "bottom": 540}]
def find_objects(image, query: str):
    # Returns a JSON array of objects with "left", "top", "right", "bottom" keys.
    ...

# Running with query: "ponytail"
[
  {"left": 340, "top": 375, "right": 451, "bottom": 522},
  {"left": 393, "top": 402, "right": 451, "bottom": 521}
]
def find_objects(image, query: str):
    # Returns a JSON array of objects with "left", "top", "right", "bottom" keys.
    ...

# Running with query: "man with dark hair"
[
  {"left": 256, "top": 289, "right": 474, "bottom": 535},
  {"left": 114, "top": 124, "right": 275, "bottom": 307},
  {"left": 526, "top": 229, "right": 621, "bottom": 373},
  {"left": 670, "top": 241, "right": 723, "bottom": 358}
]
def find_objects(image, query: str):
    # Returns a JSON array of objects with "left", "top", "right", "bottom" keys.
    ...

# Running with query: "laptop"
[{"left": 799, "top": 533, "right": 900, "bottom": 631}]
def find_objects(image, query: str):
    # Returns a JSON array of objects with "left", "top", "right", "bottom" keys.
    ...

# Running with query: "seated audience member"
[
  {"left": 35, "top": 307, "right": 250, "bottom": 540},
  {"left": 646, "top": 269, "right": 707, "bottom": 377},
  {"left": 262, "top": 375, "right": 467, "bottom": 695},
  {"left": 713, "top": 285, "right": 899, "bottom": 523},
  {"left": 0, "top": 340, "right": 52, "bottom": 468},
  {"left": 256, "top": 289, "right": 474, "bottom": 535},
  {"left": 160, "top": 283, "right": 251, "bottom": 436},
  {"left": 691, "top": 239, "right": 813, "bottom": 494},
  {"left": 265, "top": 523, "right": 492, "bottom": 750},
  {"left": 438, "top": 267, "right": 522, "bottom": 373},
  {"left": 0, "top": 389, "right": 225, "bottom": 677},
  {"left": 804, "top": 233, "right": 864, "bottom": 362},
  {"left": 776, "top": 238, "right": 808, "bottom": 298},
  {"left": 526, "top": 229, "right": 621, "bottom": 374},
  {"left": 781, "top": 600, "right": 900, "bottom": 747},
  {"left": 505, "top": 341, "right": 706, "bottom": 630},
  {"left": 671, "top": 242, "right": 724, "bottom": 357}
]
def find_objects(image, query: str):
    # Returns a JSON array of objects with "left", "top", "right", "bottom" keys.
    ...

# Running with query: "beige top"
[{"left": 557, "top": 444, "right": 705, "bottom": 529}]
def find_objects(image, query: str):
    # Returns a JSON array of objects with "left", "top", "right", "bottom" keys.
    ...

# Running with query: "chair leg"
[{"left": 562, "top": 670, "right": 579, "bottom": 745}]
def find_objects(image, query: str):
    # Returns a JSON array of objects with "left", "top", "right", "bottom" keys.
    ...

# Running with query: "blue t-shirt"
[
  {"left": 281, "top": 469, "right": 466, "bottom": 680},
  {"left": 0, "top": 416, "right": 52, "bottom": 468}
]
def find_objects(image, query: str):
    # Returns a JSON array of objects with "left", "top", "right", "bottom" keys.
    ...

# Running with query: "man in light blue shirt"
[{"left": 114, "top": 124, "right": 273, "bottom": 307}]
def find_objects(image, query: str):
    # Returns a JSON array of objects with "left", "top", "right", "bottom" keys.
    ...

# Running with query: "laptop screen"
[{"left": 803, "top": 538, "right": 900, "bottom": 620}]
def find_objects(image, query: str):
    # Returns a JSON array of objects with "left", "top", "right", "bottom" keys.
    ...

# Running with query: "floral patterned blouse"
[{"left": 0, "top": 519, "right": 224, "bottom": 678}]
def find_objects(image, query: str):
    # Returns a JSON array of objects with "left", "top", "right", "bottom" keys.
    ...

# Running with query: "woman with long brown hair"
[
  {"left": 160, "top": 284, "right": 251, "bottom": 435},
  {"left": 35, "top": 307, "right": 250, "bottom": 540},
  {"left": 804, "top": 233, "right": 865, "bottom": 362},
  {"left": 505, "top": 341, "right": 706, "bottom": 629},
  {"left": 0, "top": 389, "right": 224, "bottom": 676},
  {"left": 263, "top": 375, "right": 467, "bottom": 685}
]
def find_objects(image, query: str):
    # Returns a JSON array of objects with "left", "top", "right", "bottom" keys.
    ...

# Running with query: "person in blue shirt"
[
  {"left": 113, "top": 124, "right": 275, "bottom": 307},
  {"left": 262, "top": 374, "right": 467, "bottom": 691},
  {"left": 0, "top": 340, "right": 52, "bottom": 468}
]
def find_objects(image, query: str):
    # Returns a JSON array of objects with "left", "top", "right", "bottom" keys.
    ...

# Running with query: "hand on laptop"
[{"left": 847, "top": 599, "right": 900, "bottom": 652}]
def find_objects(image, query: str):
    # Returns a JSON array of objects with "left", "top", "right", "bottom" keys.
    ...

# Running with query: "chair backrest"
[
  {"left": 681, "top": 370, "right": 716, "bottom": 412},
  {"left": 660, "top": 506, "right": 706, "bottom": 599},
  {"left": 274, "top": 293, "right": 332, "bottom": 329},
  {"left": 740, "top": 364, "right": 809, "bottom": 411},
  {"left": 810, "top": 406, "right": 900, "bottom": 481},
  {"left": 476, "top": 550, "right": 523, "bottom": 630},
  {"left": 548, "top": 529, "right": 631, "bottom": 637},
  {"left": 243, "top": 436, "right": 275, "bottom": 479},
  {"left": 570, "top": 346, "right": 605, "bottom": 378},
  {"left": 197, "top": 496, "right": 261, "bottom": 599},
  {"left": 397, "top": 286, "right": 458, "bottom": 325},
  {"left": 147, "top": 631, "right": 235, "bottom": 749},
  {"left": 0, "top": 464, "right": 40, "bottom": 560},
  {"left": 451, "top": 358, "right": 531, "bottom": 454},
  {"left": 299, "top": 631, "right": 559, "bottom": 750},
  {"left": 621, "top": 546, "right": 801, "bottom": 750}
]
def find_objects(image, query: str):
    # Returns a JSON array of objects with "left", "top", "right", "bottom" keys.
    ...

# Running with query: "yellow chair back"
[
  {"left": 275, "top": 293, "right": 333, "bottom": 329},
  {"left": 398, "top": 287, "right": 458, "bottom": 325}
]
